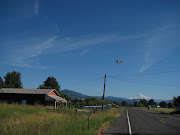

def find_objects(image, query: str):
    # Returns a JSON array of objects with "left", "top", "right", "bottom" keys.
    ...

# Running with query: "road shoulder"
[{"left": 102, "top": 109, "right": 129, "bottom": 135}]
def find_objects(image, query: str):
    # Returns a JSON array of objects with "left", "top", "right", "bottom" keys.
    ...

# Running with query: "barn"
[{"left": 0, "top": 88, "right": 67, "bottom": 108}]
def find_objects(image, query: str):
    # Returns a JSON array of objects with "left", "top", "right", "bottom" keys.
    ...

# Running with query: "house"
[{"left": 0, "top": 88, "right": 67, "bottom": 108}]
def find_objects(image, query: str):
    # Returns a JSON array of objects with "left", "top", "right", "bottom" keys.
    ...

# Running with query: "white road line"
[
  {"left": 126, "top": 109, "right": 132, "bottom": 135},
  {"left": 169, "top": 116, "right": 180, "bottom": 121}
]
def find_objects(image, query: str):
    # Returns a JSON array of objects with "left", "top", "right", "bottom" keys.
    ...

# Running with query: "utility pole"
[{"left": 102, "top": 73, "right": 107, "bottom": 111}]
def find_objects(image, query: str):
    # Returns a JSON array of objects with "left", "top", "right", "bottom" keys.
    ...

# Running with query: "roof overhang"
[{"left": 48, "top": 95, "right": 67, "bottom": 103}]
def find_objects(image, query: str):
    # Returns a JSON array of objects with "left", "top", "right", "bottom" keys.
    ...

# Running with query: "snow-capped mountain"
[{"left": 129, "top": 94, "right": 150, "bottom": 100}]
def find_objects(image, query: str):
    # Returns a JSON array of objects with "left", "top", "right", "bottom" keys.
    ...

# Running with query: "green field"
[
  {"left": 140, "top": 107, "right": 177, "bottom": 114},
  {"left": 0, "top": 103, "right": 124, "bottom": 135}
]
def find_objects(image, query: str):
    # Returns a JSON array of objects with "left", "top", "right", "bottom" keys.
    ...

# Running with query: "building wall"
[
  {"left": 0, "top": 93, "right": 54, "bottom": 106},
  {"left": 45, "top": 95, "right": 55, "bottom": 106}
]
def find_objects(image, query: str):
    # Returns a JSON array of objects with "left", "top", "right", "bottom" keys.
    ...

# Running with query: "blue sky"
[{"left": 0, "top": 0, "right": 180, "bottom": 100}]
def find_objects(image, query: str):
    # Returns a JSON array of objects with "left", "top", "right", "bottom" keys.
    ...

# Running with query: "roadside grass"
[
  {"left": 0, "top": 103, "right": 124, "bottom": 135},
  {"left": 139, "top": 107, "right": 177, "bottom": 114}
]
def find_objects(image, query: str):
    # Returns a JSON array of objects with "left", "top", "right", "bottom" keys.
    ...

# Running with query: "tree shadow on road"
[{"left": 170, "top": 109, "right": 180, "bottom": 114}]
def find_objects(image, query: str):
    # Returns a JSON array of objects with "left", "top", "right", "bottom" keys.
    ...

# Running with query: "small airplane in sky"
[{"left": 115, "top": 60, "right": 122, "bottom": 64}]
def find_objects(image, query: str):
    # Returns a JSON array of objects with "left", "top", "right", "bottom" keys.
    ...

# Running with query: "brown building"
[{"left": 0, "top": 88, "right": 67, "bottom": 108}]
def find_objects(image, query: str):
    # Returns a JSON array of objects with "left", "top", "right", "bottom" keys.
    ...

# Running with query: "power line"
[
  {"left": 108, "top": 76, "right": 180, "bottom": 84},
  {"left": 108, "top": 68, "right": 180, "bottom": 78},
  {"left": 108, "top": 77, "right": 180, "bottom": 87}
]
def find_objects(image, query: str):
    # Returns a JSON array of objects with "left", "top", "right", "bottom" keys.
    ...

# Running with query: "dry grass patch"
[
  {"left": 94, "top": 121, "right": 110, "bottom": 135},
  {"left": 149, "top": 108, "right": 177, "bottom": 114},
  {"left": 140, "top": 107, "right": 177, "bottom": 114},
  {"left": 0, "top": 103, "right": 125, "bottom": 135}
]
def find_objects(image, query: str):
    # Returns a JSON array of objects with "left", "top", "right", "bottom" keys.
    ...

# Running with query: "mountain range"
[
  {"left": 61, "top": 89, "right": 89, "bottom": 99},
  {"left": 61, "top": 89, "right": 173, "bottom": 104}
]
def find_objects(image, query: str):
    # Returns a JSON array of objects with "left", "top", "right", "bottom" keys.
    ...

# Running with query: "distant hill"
[
  {"left": 61, "top": 89, "right": 173, "bottom": 104},
  {"left": 61, "top": 89, "right": 89, "bottom": 99},
  {"left": 61, "top": 89, "right": 131, "bottom": 102},
  {"left": 166, "top": 99, "right": 174, "bottom": 104},
  {"left": 61, "top": 89, "right": 134, "bottom": 104},
  {"left": 92, "top": 96, "right": 132, "bottom": 103},
  {"left": 104, "top": 96, "right": 133, "bottom": 103}
]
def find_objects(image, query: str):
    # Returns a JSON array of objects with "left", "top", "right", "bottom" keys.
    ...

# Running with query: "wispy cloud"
[
  {"left": 34, "top": 0, "right": 39, "bottom": 15},
  {"left": 1, "top": 33, "right": 145, "bottom": 69},
  {"left": 4, "top": 36, "right": 57, "bottom": 69},
  {"left": 139, "top": 25, "right": 180, "bottom": 72},
  {"left": 53, "top": 34, "right": 117, "bottom": 52},
  {"left": 80, "top": 49, "right": 88, "bottom": 56},
  {"left": 46, "top": 34, "right": 147, "bottom": 54}
]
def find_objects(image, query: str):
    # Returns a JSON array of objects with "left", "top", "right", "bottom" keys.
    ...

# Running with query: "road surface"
[{"left": 102, "top": 107, "right": 180, "bottom": 135}]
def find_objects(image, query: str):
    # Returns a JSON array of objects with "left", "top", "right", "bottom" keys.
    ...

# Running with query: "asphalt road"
[{"left": 102, "top": 108, "right": 180, "bottom": 135}]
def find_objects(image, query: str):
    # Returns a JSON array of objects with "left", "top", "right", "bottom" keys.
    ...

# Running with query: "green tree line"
[
  {"left": 0, "top": 71, "right": 22, "bottom": 88},
  {"left": 133, "top": 98, "right": 180, "bottom": 108}
]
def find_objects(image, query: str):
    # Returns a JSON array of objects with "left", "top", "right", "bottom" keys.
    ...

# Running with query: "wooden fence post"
[{"left": 88, "top": 115, "right": 90, "bottom": 129}]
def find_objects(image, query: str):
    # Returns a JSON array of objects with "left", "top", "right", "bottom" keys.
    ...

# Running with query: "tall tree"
[
  {"left": 168, "top": 102, "right": 172, "bottom": 108},
  {"left": 148, "top": 99, "right": 156, "bottom": 106},
  {"left": 38, "top": 77, "right": 60, "bottom": 90},
  {"left": 173, "top": 96, "right": 180, "bottom": 107},
  {"left": 4, "top": 71, "right": 23, "bottom": 88},
  {"left": 133, "top": 101, "right": 139, "bottom": 107},
  {"left": 0, "top": 77, "right": 4, "bottom": 88},
  {"left": 139, "top": 99, "right": 147, "bottom": 107},
  {"left": 159, "top": 101, "right": 167, "bottom": 108},
  {"left": 122, "top": 101, "right": 128, "bottom": 107}
]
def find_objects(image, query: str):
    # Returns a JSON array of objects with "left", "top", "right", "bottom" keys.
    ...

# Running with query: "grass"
[
  {"left": 140, "top": 107, "right": 177, "bottom": 114},
  {"left": 0, "top": 103, "right": 124, "bottom": 135}
]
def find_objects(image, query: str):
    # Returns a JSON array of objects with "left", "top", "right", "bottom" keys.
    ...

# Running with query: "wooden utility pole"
[{"left": 102, "top": 73, "right": 107, "bottom": 111}]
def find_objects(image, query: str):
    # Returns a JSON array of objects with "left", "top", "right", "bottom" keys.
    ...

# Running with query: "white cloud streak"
[
  {"left": 139, "top": 25, "right": 180, "bottom": 72},
  {"left": 1, "top": 33, "right": 146, "bottom": 69},
  {"left": 52, "top": 35, "right": 116, "bottom": 52},
  {"left": 34, "top": 0, "right": 39, "bottom": 15},
  {"left": 46, "top": 33, "right": 147, "bottom": 54},
  {"left": 5, "top": 36, "right": 57, "bottom": 69},
  {"left": 80, "top": 49, "right": 88, "bottom": 56}
]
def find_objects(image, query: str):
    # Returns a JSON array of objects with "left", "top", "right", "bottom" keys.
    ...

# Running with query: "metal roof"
[
  {"left": 0, "top": 88, "right": 54, "bottom": 94},
  {"left": 48, "top": 95, "right": 67, "bottom": 102}
]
